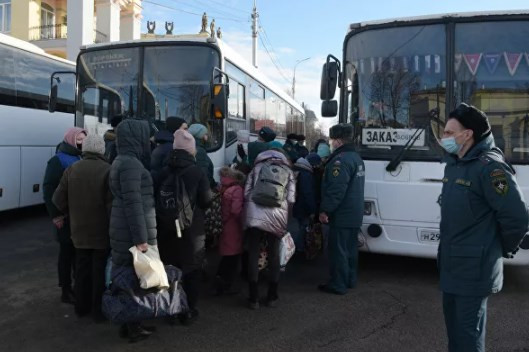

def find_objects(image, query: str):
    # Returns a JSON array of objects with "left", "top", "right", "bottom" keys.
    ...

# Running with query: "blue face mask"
[{"left": 441, "top": 137, "right": 462, "bottom": 154}]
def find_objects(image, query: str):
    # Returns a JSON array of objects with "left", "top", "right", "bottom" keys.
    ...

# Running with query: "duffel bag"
[{"left": 102, "top": 265, "right": 188, "bottom": 324}]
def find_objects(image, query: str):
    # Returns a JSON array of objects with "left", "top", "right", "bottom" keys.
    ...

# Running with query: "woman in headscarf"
[{"left": 43, "top": 127, "right": 87, "bottom": 304}]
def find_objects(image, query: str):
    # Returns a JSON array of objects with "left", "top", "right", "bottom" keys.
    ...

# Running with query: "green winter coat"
[
  {"left": 247, "top": 140, "right": 269, "bottom": 167},
  {"left": 195, "top": 139, "right": 216, "bottom": 188},
  {"left": 320, "top": 144, "right": 365, "bottom": 228},
  {"left": 439, "top": 133, "right": 529, "bottom": 296}
]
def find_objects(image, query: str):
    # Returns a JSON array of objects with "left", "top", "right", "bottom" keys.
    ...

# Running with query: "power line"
[
  {"left": 258, "top": 18, "right": 288, "bottom": 73},
  {"left": 201, "top": 0, "right": 249, "bottom": 14},
  {"left": 165, "top": 0, "right": 249, "bottom": 22},
  {"left": 258, "top": 34, "right": 291, "bottom": 84},
  {"left": 143, "top": 0, "right": 248, "bottom": 23}
]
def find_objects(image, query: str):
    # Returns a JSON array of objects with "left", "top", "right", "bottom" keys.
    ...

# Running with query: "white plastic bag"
[
  {"left": 279, "top": 232, "right": 296, "bottom": 267},
  {"left": 129, "top": 245, "right": 169, "bottom": 289}
]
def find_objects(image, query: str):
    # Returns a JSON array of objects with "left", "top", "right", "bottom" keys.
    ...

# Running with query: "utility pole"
[
  {"left": 292, "top": 57, "right": 310, "bottom": 99},
  {"left": 251, "top": 0, "right": 258, "bottom": 68}
]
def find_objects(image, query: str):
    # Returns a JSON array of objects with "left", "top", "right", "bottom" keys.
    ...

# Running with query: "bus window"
[
  {"left": 142, "top": 46, "right": 222, "bottom": 150},
  {"left": 454, "top": 21, "right": 529, "bottom": 164},
  {"left": 15, "top": 49, "right": 55, "bottom": 110},
  {"left": 227, "top": 80, "right": 246, "bottom": 144},
  {"left": 347, "top": 24, "right": 447, "bottom": 161},
  {"left": 276, "top": 99, "right": 287, "bottom": 137},
  {"left": 77, "top": 47, "right": 140, "bottom": 131},
  {"left": 265, "top": 92, "right": 278, "bottom": 132},
  {"left": 249, "top": 82, "right": 265, "bottom": 133},
  {"left": 0, "top": 43, "right": 15, "bottom": 106}
]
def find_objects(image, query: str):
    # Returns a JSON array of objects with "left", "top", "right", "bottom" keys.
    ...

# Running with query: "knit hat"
[
  {"left": 258, "top": 126, "right": 276, "bottom": 142},
  {"left": 268, "top": 140, "right": 283, "bottom": 149},
  {"left": 82, "top": 134, "right": 105, "bottom": 155},
  {"left": 306, "top": 152, "right": 322, "bottom": 167},
  {"left": 317, "top": 143, "right": 331, "bottom": 158},
  {"left": 448, "top": 103, "right": 491, "bottom": 142},
  {"left": 329, "top": 123, "right": 354, "bottom": 140},
  {"left": 237, "top": 130, "right": 250, "bottom": 143},
  {"left": 173, "top": 129, "right": 196, "bottom": 155},
  {"left": 166, "top": 117, "right": 187, "bottom": 133},
  {"left": 188, "top": 123, "right": 208, "bottom": 139},
  {"left": 64, "top": 127, "right": 87, "bottom": 147}
]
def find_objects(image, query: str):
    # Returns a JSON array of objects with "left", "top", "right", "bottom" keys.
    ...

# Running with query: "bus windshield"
[
  {"left": 346, "top": 24, "right": 447, "bottom": 161},
  {"left": 346, "top": 20, "right": 529, "bottom": 164},
  {"left": 77, "top": 44, "right": 222, "bottom": 151}
]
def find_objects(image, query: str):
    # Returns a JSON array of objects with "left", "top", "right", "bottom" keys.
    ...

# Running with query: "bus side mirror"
[
  {"left": 49, "top": 70, "right": 75, "bottom": 113},
  {"left": 211, "top": 83, "right": 228, "bottom": 120},
  {"left": 322, "top": 100, "right": 338, "bottom": 117},
  {"left": 49, "top": 84, "right": 58, "bottom": 113},
  {"left": 320, "top": 60, "right": 339, "bottom": 100}
]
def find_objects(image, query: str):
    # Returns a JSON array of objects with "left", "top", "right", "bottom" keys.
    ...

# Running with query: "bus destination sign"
[{"left": 362, "top": 128, "right": 426, "bottom": 147}]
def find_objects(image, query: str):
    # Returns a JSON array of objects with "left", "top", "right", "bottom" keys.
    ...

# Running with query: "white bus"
[
  {"left": 320, "top": 11, "right": 529, "bottom": 264},
  {"left": 0, "top": 33, "right": 75, "bottom": 212},
  {"left": 52, "top": 34, "right": 305, "bottom": 173}
]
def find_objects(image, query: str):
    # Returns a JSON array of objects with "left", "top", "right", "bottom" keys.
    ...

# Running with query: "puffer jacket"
[
  {"left": 244, "top": 150, "right": 296, "bottom": 237},
  {"left": 156, "top": 149, "right": 213, "bottom": 273},
  {"left": 109, "top": 119, "right": 157, "bottom": 267},
  {"left": 219, "top": 167, "right": 246, "bottom": 256},
  {"left": 292, "top": 158, "right": 316, "bottom": 219},
  {"left": 150, "top": 130, "right": 174, "bottom": 184}
]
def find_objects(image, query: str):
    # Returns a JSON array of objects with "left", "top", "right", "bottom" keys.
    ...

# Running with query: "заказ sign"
[{"left": 362, "top": 128, "right": 425, "bottom": 146}]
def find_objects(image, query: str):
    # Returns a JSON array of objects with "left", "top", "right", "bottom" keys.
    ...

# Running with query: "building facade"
[{"left": 1, "top": 0, "right": 141, "bottom": 60}]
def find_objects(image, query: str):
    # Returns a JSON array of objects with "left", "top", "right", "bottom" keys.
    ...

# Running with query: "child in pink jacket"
[{"left": 215, "top": 166, "right": 246, "bottom": 295}]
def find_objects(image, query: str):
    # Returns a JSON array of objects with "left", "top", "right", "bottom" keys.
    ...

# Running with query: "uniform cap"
[
  {"left": 448, "top": 103, "right": 491, "bottom": 142},
  {"left": 329, "top": 123, "right": 354, "bottom": 140}
]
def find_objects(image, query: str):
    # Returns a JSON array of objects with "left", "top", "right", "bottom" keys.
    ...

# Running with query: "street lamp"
[{"left": 292, "top": 57, "right": 310, "bottom": 100}]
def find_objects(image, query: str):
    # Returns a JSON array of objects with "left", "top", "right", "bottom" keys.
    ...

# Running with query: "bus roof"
[
  {"left": 348, "top": 9, "right": 529, "bottom": 32},
  {"left": 0, "top": 33, "right": 75, "bottom": 66},
  {"left": 80, "top": 35, "right": 304, "bottom": 113}
]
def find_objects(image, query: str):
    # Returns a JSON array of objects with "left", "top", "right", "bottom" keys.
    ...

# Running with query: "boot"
[
  {"left": 248, "top": 281, "right": 259, "bottom": 310},
  {"left": 264, "top": 282, "right": 278, "bottom": 308},
  {"left": 127, "top": 322, "right": 152, "bottom": 343},
  {"left": 61, "top": 287, "right": 75, "bottom": 305}
]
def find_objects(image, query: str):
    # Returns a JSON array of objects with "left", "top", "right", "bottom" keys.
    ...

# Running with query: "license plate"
[{"left": 418, "top": 230, "right": 440, "bottom": 243}]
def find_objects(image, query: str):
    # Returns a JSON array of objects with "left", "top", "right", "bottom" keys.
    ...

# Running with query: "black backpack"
[{"left": 156, "top": 166, "right": 194, "bottom": 231}]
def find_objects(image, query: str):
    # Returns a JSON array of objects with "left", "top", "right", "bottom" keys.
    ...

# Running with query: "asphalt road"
[{"left": 1, "top": 206, "right": 528, "bottom": 352}]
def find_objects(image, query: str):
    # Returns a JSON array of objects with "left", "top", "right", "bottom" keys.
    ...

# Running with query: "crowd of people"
[
  {"left": 42, "top": 115, "right": 362, "bottom": 343},
  {"left": 41, "top": 104, "right": 529, "bottom": 351}
]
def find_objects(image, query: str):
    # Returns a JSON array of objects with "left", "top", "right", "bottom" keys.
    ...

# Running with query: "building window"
[
  {"left": 41, "top": 3, "right": 56, "bottom": 39},
  {"left": 0, "top": 0, "right": 11, "bottom": 33}
]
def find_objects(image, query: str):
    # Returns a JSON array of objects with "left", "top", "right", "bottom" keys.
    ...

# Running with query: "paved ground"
[{"left": 1, "top": 206, "right": 529, "bottom": 352}]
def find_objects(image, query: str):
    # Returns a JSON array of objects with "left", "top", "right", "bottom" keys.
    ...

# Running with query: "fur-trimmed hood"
[{"left": 220, "top": 166, "right": 246, "bottom": 187}]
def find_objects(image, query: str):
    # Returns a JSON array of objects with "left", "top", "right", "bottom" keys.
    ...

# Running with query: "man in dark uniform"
[
  {"left": 295, "top": 134, "right": 309, "bottom": 158},
  {"left": 247, "top": 127, "right": 275, "bottom": 168},
  {"left": 439, "top": 103, "right": 529, "bottom": 352},
  {"left": 318, "top": 123, "right": 365, "bottom": 295},
  {"left": 283, "top": 133, "right": 300, "bottom": 163}
]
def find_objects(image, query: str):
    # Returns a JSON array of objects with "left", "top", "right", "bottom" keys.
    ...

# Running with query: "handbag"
[
  {"left": 129, "top": 245, "right": 169, "bottom": 289},
  {"left": 279, "top": 232, "right": 296, "bottom": 267},
  {"left": 205, "top": 191, "right": 223, "bottom": 249},
  {"left": 305, "top": 222, "right": 323, "bottom": 260}
]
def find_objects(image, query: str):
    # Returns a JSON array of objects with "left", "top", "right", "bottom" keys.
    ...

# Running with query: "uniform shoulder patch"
[
  {"left": 491, "top": 169, "right": 509, "bottom": 195},
  {"left": 332, "top": 168, "right": 340, "bottom": 177},
  {"left": 490, "top": 169, "right": 506, "bottom": 178}
]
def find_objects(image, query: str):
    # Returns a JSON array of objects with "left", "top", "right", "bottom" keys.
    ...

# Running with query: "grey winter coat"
[
  {"left": 244, "top": 150, "right": 296, "bottom": 237},
  {"left": 109, "top": 120, "right": 157, "bottom": 266}
]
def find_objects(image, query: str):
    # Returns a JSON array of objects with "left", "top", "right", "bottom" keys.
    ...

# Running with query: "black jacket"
[
  {"left": 109, "top": 120, "right": 157, "bottom": 267},
  {"left": 43, "top": 142, "right": 82, "bottom": 242},
  {"left": 150, "top": 130, "right": 174, "bottom": 181},
  {"left": 156, "top": 149, "right": 213, "bottom": 273}
]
